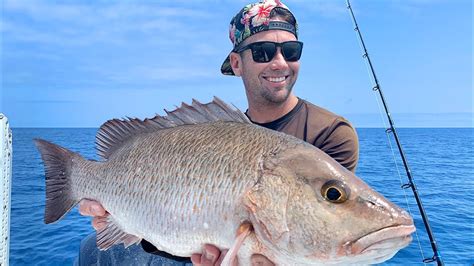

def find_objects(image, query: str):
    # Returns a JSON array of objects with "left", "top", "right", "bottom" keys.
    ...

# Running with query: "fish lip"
[{"left": 344, "top": 224, "right": 416, "bottom": 255}]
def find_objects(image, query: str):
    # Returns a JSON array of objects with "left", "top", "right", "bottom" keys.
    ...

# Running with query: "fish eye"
[{"left": 321, "top": 180, "right": 350, "bottom": 203}]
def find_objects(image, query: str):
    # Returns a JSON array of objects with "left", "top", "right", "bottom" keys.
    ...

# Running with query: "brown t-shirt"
[{"left": 248, "top": 98, "right": 359, "bottom": 172}]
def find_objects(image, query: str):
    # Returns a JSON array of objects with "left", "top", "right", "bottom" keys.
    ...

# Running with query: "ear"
[
  {"left": 244, "top": 172, "right": 290, "bottom": 246},
  {"left": 229, "top": 52, "right": 242, "bottom": 77}
]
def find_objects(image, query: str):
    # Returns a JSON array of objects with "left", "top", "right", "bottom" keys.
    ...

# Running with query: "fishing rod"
[{"left": 345, "top": 1, "right": 444, "bottom": 265}]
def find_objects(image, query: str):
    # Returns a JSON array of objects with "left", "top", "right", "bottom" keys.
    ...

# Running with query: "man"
[{"left": 78, "top": 0, "right": 358, "bottom": 265}]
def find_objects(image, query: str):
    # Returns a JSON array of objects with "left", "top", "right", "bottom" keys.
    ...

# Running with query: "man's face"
[{"left": 232, "top": 29, "right": 300, "bottom": 105}]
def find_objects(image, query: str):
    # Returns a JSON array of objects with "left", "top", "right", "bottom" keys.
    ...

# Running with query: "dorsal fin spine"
[{"left": 95, "top": 97, "right": 250, "bottom": 160}]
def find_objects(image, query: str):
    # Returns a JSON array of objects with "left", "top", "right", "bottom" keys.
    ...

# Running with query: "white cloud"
[
  {"left": 2, "top": 1, "right": 214, "bottom": 46},
  {"left": 287, "top": 0, "right": 350, "bottom": 19},
  {"left": 108, "top": 66, "right": 216, "bottom": 82},
  {"left": 3, "top": 1, "right": 211, "bottom": 23},
  {"left": 4, "top": 1, "right": 87, "bottom": 21},
  {"left": 72, "top": 62, "right": 217, "bottom": 86},
  {"left": 387, "top": 0, "right": 450, "bottom": 16}
]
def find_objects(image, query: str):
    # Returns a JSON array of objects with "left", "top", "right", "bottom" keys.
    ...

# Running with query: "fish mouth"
[{"left": 344, "top": 224, "right": 416, "bottom": 256}]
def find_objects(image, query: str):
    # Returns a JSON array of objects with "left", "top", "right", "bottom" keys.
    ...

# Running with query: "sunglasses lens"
[
  {"left": 251, "top": 42, "right": 276, "bottom": 63},
  {"left": 244, "top": 41, "right": 302, "bottom": 63},
  {"left": 282, "top": 42, "right": 302, "bottom": 61}
]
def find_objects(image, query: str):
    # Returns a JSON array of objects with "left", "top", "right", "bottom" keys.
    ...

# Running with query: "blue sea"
[{"left": 9, "top": 128, "right": 474, "bottom": 265}]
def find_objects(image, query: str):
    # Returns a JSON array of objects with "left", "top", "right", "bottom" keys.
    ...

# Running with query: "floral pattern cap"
[{"left": 221, "top": 0, "right": 298, "bottom": 75}]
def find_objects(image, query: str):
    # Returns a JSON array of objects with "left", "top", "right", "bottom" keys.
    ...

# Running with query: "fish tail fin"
[{"left": 34, "top": 138, "right": 81, "bottom": 224}]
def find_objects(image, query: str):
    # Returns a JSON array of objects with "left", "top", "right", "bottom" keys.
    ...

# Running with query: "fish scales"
[
  {"left": 74, "top": 122, "right": 290, "bottom": 254},
  {"left": 35, "top": 98, "right": 415, "bottom": 265}
]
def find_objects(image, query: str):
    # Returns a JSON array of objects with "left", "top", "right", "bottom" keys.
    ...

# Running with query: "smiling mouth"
[{"left": 264, "top": 76, "right": 287, "bottom": 83}]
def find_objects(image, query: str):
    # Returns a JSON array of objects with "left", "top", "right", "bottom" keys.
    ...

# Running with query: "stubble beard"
[
  {"left": 260, "top": 85, "right": 292, "bottom": 104},
  {"left": 245, "top": 79, "right": 295, "bottom": 109},
  {"left": 241, "top": 64, "right": 296, "bottom": 107}
]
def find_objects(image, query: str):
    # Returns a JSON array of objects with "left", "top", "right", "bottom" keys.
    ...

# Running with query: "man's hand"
[
  {"left": 78, "top": 199, "right": 109, "bottom": 231},
  {"left": 191, "top": 244, "right": 229, "bottom": 266},
  {"left": 191, "top": 244, "right": 274, "bottom": 266}
]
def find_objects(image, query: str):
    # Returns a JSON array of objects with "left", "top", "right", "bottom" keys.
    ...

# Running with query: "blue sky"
[{"left": 1, "top": 0, "right": 472, "bottom": 128}]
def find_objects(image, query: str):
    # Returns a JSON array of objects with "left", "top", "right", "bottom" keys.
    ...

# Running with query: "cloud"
[
  {"left": 289, "top": 0, "right": 350, "bottom": 19},
  {"left": 3, "top": 1, "right": 211, "bottom": 23},
  {"left": 2, "top": 1, "right": 214, "bottom": 46},
  {"left": 3, "top": 1, "right": 87, "bottom": 21},
  {"left": 2, "top": 1, "right": 225, "bottom": 89},
  {"left": 105, "top": 66, "right": 216, "bottom": 83},
  {"left": 386, "top": 0, "right": 449, "bottom": 16},
  {"left": 14, "top": 100, "right": 79, "bottom": 104}
]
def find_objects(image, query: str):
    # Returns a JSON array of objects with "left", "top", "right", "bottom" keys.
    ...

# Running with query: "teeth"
[{"left": 267, "top": 76, "right": 285, "bottom": 82}]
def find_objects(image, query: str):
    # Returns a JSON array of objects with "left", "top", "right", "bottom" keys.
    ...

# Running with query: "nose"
[{"left": 269, "top": 48, "right": 289, "bottom": 70}]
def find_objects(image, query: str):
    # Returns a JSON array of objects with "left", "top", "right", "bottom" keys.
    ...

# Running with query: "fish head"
[{"left": 245, "top": 143, "right": 415, "bottom": 264}]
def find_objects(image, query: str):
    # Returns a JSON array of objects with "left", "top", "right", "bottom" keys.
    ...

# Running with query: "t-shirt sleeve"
[{"left": 317, "top": 118, "right": 359, "bottom": 173}]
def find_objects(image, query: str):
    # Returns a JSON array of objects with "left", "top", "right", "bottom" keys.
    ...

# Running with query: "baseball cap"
[{"left": 221, "top": 0, "right": 298, "bottom": 76}]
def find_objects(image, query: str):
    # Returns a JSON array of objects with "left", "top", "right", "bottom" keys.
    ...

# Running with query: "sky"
[{"left": 1, "top": 0, "right": 472, "bottom": 128}]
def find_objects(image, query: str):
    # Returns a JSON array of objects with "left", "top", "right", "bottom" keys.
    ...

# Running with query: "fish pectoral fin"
[
  {"left": 96, "top": 216, "right": 142, "bottom": 250},
  {"left": 221, "top": 222, "right": 253, "bottom": 266}
]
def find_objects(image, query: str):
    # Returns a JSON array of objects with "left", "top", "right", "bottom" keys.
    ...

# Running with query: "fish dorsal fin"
[{"left": 95, "top": 97, "right": 251, "bottom": 160}]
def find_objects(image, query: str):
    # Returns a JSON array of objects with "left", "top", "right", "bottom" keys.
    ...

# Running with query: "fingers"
[
  {"left": 190, "top": 253, "right": 202, "bottom": 265},
  {"left": 91, "top": 216, "right": 108, "bottom": 231},
  {"left": 251, "top": 254, "right": 274, "bottom": 266},
  {"left": 191, "top": 245, "right": 270, "bottom": 266},
  {"left": 78, "top": 199, "right": 107, "bottom": 217},
  {"left": 191, "top": 244, "right": 221, "bottom": 266},
  {"left": 78, "top": 199, "right": 108, "bottom": 232},
  {"left": 201, "top": 244, "right": 221, "bottom": 265}
]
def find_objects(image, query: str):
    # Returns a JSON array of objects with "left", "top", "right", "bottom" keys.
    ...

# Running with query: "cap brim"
[{"left": 221, "top": 52, "right": 235, "bottom": 76}]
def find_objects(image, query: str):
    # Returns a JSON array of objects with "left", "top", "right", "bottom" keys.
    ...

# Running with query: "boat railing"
[{"left": 0, "top": 114, "right": 12, "bottom": 266}]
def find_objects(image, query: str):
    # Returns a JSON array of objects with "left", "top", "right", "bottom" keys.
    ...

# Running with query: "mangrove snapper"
[{"left": 35, "top": 97, "right": 415, "bottom": 265}]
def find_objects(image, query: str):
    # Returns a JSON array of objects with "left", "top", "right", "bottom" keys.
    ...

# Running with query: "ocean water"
[{"left": 9, "top": 128, "right": 474, "bottom": 265}]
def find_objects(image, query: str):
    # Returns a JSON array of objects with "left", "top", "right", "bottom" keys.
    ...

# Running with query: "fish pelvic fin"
[
  {"left": 221, "top": 222, "right": 253, "bottom": 266},
  {"left": 95, "top": 97, "right": 251, "bottom": 160},
  {"left": 96, "top": 216, "right": 142, "bottom": 250},
  {"left": 34, "top": 138, "right": 80, "bottom": 224}
]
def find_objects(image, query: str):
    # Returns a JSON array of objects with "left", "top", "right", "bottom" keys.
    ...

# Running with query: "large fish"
[{"left": 35, "top": 97, "right": 415, "bottom": 265}]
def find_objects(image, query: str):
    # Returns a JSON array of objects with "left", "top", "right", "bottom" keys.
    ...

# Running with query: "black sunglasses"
[{"left": 234, "top": 41, "right": 303, "bottom": 63}]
